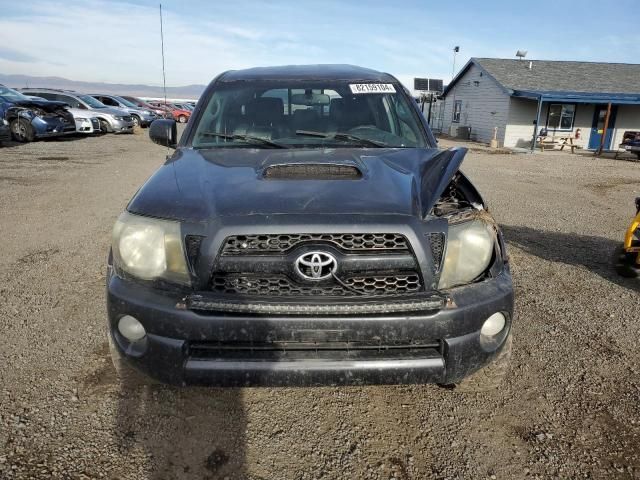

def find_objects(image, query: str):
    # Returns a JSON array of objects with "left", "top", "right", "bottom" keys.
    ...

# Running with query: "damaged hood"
[
  {"left": 127, "top": 147, "right": 467, "bottom": 222},
  {"left": 8, "top": 99, "right": 69, "bottom": 112}
]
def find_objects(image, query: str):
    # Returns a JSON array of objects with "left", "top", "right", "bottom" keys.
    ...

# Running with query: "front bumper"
[
  {"left": 107, "top": 269, "right": 514, "bottom": 387},
  {"left": 0, "top": 124, "right": 10, "bottom": 143},
  {"left": 31, "top": 116, "right": 76, "bottom": 138},
  {"left": 110, "top": 118, "right": 134, "bottom": 133},
  {"left": 139, "top": 114, "right": 157, "bottom": 126}
]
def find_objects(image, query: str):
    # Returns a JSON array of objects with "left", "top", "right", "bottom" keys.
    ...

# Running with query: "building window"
[
  {"left": 546, "top": 104, "right": 576, "bottom": 131},
  {"left": 452, "top": 100, "right": 462, "bottom": 123}
]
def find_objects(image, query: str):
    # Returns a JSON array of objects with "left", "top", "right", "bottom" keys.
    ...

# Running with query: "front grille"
[
  {"left": 221, "top": 233, "right": 409, "bottom": 255},
  {"left": 211, "top": 273, "right": 421, "bottom": 296},
  {"left": 188, "top": 339, "right": 442, "bottom": 361}
]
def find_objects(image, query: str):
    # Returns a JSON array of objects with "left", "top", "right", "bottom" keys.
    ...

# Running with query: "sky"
[{"left": 0, "top": 0, "right": 639, "bottom": 92}]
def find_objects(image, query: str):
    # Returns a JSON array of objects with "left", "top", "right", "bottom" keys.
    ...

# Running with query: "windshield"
[
  {"left": 114, "top": 96, "right": 140, "bottom": 108},
  {"left": 0, "top": 86, "right": 31, "bottom": 103},
  {"left": 191, "top": 81, "right": 427, "bottom": 149},
  {"left": 77, "top": 94, "right": 107, "bottom": 108}
]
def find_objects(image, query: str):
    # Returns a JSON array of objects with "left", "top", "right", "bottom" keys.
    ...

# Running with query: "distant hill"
[{"left": 0, "top": 73, "right": 206, "bottom": 100}]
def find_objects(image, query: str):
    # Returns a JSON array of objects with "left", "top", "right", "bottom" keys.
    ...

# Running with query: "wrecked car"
[
  {"left": 24, "top": 94, "right": 100, "bottom": 135},
  {"left": 614, "top": 197, "right": 640, "bottom": 278},
  {"left": 107, "top": 64, "right": 514, "bottom": 390},
  {"left": 20, "top": 88, "right": 134, "bottom": 134},
  {"left": 0, "top": 85, "right": 75, "bottom": 142}
]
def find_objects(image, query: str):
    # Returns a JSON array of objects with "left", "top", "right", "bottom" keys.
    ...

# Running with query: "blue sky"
[{"left": 0, "top": 0, "right": 638, "bottom": 92}]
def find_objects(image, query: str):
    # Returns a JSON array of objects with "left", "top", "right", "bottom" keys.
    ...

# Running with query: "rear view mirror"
[
  {"left": 149, "top": 119, "right": 177, "bottom": 148},
  {"left": 291, "top": 93, "right": 330, "bottom": 106}
]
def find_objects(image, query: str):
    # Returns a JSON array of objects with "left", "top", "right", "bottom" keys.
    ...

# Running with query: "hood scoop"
[{"left": 263, "top": 163, "right": 363, "bottom": 180}]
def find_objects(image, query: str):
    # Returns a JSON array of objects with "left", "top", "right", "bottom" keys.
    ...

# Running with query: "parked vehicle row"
[{"left": 0, "top": 83, "right": 198, "bottom": 145}]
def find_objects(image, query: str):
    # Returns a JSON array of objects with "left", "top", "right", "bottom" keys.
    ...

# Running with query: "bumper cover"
[{"left": 107, "top": 268, "right": 514, "bottom": 387}]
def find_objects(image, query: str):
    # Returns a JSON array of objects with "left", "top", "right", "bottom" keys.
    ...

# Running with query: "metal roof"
[
  {"left": 444, "top": 58, "right": 640, "bottom": 103},
  {"left": 512, "top": 90, "right": 640, "bottom": 104}
]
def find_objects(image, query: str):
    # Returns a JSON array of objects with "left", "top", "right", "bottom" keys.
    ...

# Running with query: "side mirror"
[{"left": 149, "top": 119, "right": 177, "bottom": 148}]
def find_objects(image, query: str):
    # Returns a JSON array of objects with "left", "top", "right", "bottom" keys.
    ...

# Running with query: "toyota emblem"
[{"left": 294, "top": 251, "right": 337, "bottom": 281}]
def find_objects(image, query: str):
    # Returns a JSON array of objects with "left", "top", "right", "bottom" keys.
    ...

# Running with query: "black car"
[{"left": 107, "top": 64, "right": 514, "bottom": 389}]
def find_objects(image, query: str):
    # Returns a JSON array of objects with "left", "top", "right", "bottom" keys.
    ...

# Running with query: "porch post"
[
  {"left": 597, "top": 102, "right": 612, "bottom": 156},
  {"left": 531, "top": 96, "right": 543, "bottom": 152}
]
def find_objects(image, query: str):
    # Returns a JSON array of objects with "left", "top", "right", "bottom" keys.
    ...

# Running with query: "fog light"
[
  {"left": 117, "top": 315, "right": 146, "bottom": 341},
  {"left": 481, "top": 312, "right": 506, "bottom": 337}
]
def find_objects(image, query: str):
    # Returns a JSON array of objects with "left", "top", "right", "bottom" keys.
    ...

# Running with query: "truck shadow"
[
  {"left": 116, "top": 382, "right": 247, "bottom": 479},
  {"left": 501, "top": 225, "right": 638, "bottom": 293}
]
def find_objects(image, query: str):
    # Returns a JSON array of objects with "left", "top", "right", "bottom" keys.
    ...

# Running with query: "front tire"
[
  {"left": 454, "top": 335, "right": 512, "bottom": 392},
  {"left": 98, "top": 118, "right": 111, "bottom": 133},
  {"left": 10, "top": 118, "right": 35, "bottom": 142},
  {"left": 131, "top": 115, "right": 140, "bottom": 127},
  {"left": 178, "top": 115, "right": 187, "bottom": 124},
  {"left": 614, "top": 244, "right": 639, "bottom": 278}
]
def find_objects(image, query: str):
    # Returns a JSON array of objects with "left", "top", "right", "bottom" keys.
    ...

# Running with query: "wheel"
[
  {"left": 107, "top": 333, "right": 158, "bottom": 387},
  {"left": 454, "top": 335, "right": 512, "bottom": 392},
  {"left": 636, "top": 152, "right": 640, "bottom": 160},
  {"left": 98, "top": 118, "right": 111, "bottom": 133},
  {"left": 178, "top": 115, "right": 187, "bottom": 123},
  {"left": 131, "top": 115, "right": 140, "bottom": 127},
  {"left": 10, "top": 118, "right": 35, "bottom": 142},
  {"left": 614, "top": 244, "right": 639, "bottom": 278}
]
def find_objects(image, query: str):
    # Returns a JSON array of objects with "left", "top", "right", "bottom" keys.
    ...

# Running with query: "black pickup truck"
[{"left": 106, "top": 65, "right": 514, "bottom": 390}]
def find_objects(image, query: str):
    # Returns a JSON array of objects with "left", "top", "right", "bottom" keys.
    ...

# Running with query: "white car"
[{"left": 24, "top": 95, "right": 100, "bottom": 134}]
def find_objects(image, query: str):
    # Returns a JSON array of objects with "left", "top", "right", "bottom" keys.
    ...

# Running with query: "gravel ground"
[{"left": 1, "top": 130, "right": 639, "bottom": 480}]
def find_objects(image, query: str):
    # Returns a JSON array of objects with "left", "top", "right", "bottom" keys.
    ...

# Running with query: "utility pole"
[{"left": 452, "top": 46, "right": 460, "bottom": 80}]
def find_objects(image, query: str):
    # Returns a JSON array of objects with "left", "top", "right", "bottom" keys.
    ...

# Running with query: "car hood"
[
  {"left": 90, "top": 106, "right": 129, "bottom": 116},
  {"left": 8, "top": 99, "right": 69, "bottom": 112},
  {"left": 127, "top": 147, "right": 467, "bottom": 222}
]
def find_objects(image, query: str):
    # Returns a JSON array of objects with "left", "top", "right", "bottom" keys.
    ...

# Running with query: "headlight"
[
  {"left": 111, "top": 115, "right": 124, "bottom": 120},
  {"left": 76, "top": 117, "right": 87, "bottom": 122},
  {"left": 438, "top": 219, "right": 495, "bottom": 289},
  {"left": 141, "top": 110, "right": 151, "bottom": 115},
  {"left": 2, "top": 119, "right": 8, "bottom": 126},
  {"left": 111, "top": 212, "right": 190, "bottom": 285}
]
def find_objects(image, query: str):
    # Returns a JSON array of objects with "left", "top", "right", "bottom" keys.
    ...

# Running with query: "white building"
[{"left": 441, "top": 58, "right": 640, "bottom": 150}]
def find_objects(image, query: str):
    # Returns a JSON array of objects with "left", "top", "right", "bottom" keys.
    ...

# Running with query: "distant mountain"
[{"left": 0, "top": 73, "right": 206, "bottom": 100}]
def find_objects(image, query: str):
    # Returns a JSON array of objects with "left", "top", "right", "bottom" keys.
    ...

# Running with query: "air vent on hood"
[{"left": 263, "top": 164, "right": 362, "bottom": 180}]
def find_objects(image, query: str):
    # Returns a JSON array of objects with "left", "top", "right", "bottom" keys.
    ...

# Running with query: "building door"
[{"left": 588, "top": 105, "right": 618, "bottom": 150}]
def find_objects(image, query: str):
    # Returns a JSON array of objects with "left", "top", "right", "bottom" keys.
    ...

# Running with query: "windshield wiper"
[
  {"left": 200, "top": 132, "right": 288, "bottom": 149},
  {"left": 295, "top": 130, "right": 388, "bottom": 148}
]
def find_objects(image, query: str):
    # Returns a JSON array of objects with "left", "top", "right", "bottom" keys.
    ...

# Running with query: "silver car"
[
  {"left": 89, "top": 94, "right": 158, "bottom": 127},
  {"left": 19, "top": 89, "right": 134, "bottom": 134}
]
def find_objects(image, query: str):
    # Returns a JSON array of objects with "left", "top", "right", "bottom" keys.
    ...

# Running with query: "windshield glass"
[
  {"left": 191, "top": 81, "right": 427, "bottom": 149},
  {"left": 0, "top": 86, "right": 31, "bottom": 102},
  {"left": 114, "top": 96, "right": 139, "bottom": 108},
  {"left": 77, "top": 94, "right": 107, "bottom": 108}
]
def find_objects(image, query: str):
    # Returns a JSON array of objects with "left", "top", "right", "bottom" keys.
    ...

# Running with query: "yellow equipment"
[{"left": 615, "top": 197, "right": 640, "bottom": 278}]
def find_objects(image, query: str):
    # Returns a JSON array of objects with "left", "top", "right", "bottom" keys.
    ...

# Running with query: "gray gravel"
[{"left": 1, "top": 131, "right": 639, "bottom": 479}]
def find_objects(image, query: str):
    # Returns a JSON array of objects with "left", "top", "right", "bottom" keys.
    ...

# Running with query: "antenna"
[
  {"left": 159, "top": 3, "right": 172, "bottom": 155},
  {"left": 159, "top": 4, "right": 167, "bottom": 106},
  {"left": 516, "top": 50, "right": 527, "bottom": 60}
]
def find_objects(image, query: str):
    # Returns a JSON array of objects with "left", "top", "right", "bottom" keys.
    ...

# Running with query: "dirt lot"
[{"left": 1, "top": 130, "right": 639, "bottom": 480}]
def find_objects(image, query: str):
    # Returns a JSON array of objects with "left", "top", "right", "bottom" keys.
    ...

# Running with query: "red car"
[
  {"left": 148, "top": 101, "right": 191, "bottom": 123},
  {"left": 122, "top": 96, "right": 171, "bottom": 119}
]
